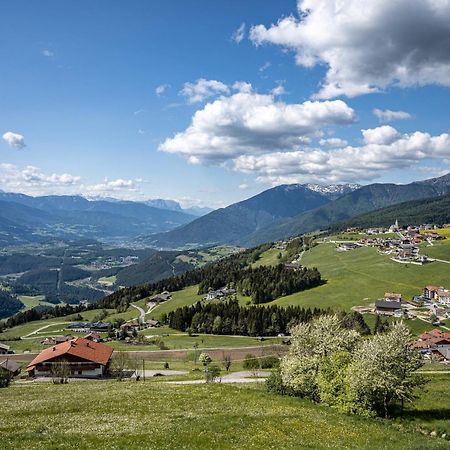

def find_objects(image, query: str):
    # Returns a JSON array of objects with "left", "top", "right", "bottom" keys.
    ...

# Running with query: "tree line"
[{"left": 167, "top": 299, "right": 370, "bottom": 337}]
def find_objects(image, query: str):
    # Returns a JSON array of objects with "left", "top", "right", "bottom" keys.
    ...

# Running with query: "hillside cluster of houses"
[
  {"left": 340, "top": 223, "right": 445, "bottom": 264},
  {"left": 413, "top": 329, "right": 450, "bottom": 363},
  {"left": 374, "top": 286, "right": 450, "bottom": 322}
]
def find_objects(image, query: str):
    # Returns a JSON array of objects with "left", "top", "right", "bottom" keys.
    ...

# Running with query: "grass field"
[
  {"left": 252, "top": 247, "right": 285, "bottom": 267},
  {"left": 421, "top": 239, "right": 450, "bottom": 260},
  {"left": 268, "top": 243, "right": 450, "bottom": 311},
  {"left": 97, "top": 275, "right": 117, "bottom": 286},
  {"left": 1, "top": 377, "right": 449, "bottom": 449},
  {"left": 17, "top": 295, "right": 54, "bottom": 311}
]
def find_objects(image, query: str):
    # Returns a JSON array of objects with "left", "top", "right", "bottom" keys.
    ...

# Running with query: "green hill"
[{"left": 332, "top": 194, "right": 450, "bottom": 230}]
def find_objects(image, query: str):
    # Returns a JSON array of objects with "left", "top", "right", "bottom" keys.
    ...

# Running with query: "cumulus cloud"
[
  {"left": 233, "top": 126, "right": 450, "bottom": 185},
  {"left": 155, "top": 84, "right": 170, "bottom": 96},
  {"left": 84, "top": 178, "right": 138, "bottom": 195},
  {"left": 319, "top": 137, "right": 348, "bottom": 147},
  {"left": 250, "top": 0, "right": 450, "bottom": 99},
  {"left": 0, "top": 164, "right": 80, "bottom": 194},
  {"left": 159, "top": 91, "right": 356, "bottom": 164},
  {"left": 239, "top": 183, "right": 249, "bottom": 190},
  {"left": 2, "top": 131, "right": 26, "bottom": 149},
  {"left": 271, "top": 83, "right": 286, "bottom": 96},
  {"left": 231, "top": 23, "right": 246, "bottom": 43},
  {"left": 0, "top": 164, "right": 143, "bottom": 199},
  {"left": 373, "top": 108, "right": 412, "bottom": 122},
  {"left": 180, "top": 79, "right": 230, "bottom": 103},
  {"left": 42, "top": 49, "right": 54, "bottom": 57}
]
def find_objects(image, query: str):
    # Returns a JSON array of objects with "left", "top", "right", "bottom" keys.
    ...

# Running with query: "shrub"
[
  {"left": 243, "top": 354, "right": 259, "bottom": 370},
  {"left": 260, "top": 356, "right": 280, "bottom": 369}
]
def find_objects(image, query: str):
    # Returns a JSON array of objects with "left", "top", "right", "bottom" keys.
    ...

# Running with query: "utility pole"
[{"left": 142, "top": 359, "right": 145, "bottom": 382}]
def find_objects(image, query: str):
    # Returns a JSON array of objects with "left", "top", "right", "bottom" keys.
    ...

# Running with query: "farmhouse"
[
  {"left": 0, "top": 359, "right": 20, "bottom": 377},
  {"left": 206, "top": 287, "right": 236, "bottom": 300},
  {"left": 437, "top": 289, "right": 450, "bottom": 305},
  {"left": 27, "top": 337, "right": 113, "bottom": 378},
  {"left": 150, "top": 291, "right": 171, "bottom": 303},
  {"left": 413, "top": 329, "right": 450, "bottom": 351},
  {"left": 384, "top": 292, "right": 402, "bottom": 302},
  {"left": 423, "top": 285, "right": 443, "bottom": 301},
  {"left": 374, "top": 300, "right": 403, "bottom": 316},
  {"left": 0, "top": 343, "right": 11, "bottom": 355}
]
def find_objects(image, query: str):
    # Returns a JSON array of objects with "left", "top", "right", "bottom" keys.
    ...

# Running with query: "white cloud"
[
  {"left": 84, "top": 178, "right": 137, "bottom": 195},
  {"left": 0, "top": 164, "right": 80, "bottom": 193},
  {"left": 373, "top": 108, "right": 412, "bottom": 122},
  {"left": 2, "top": 131, "right": 26, "bottom": 149},
  {"left": 271, "top": 83, "right": 286, "bottom": 96},
  {"left": 159, "top": 90, "right": 356, "bottom": 164},
  {"left": 233, "top": 126, "right": 450, "bottom": 185},
  {"left": 180, "top": 79, "right": 230, "bottom": 103},
  {"left": 259, "top": 61, "right": 271, "bottom": 72},
  {"left": 239, "top": 183, "right": 249, "bottom": 190},
  {"left": 362, "top": 125, "right": 399, "bottom": 145},
  {"left": 250, "top": 0, "right": 450, "bottom": 99},
  {"left": 319, "top": 137, "right": 348, "bottom": 147},
  {"left": 155, "top": 84, "right": 170, "bottom": 96},
  {"left": 0, "top": 164, "right": 143, "bottom": 199},
  {"left": 231, "top": 23, "right": 246, "bottom": 44},
  {"left": 42, "top": 49, "right": 54, "bottom": 57}
]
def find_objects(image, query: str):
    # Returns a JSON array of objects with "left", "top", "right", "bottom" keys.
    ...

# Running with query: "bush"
[
  {"left": 260, "top": 356, "right": 280, "bottom": 369},
  {"left": 266, "top": 367, "right": 295, "bottom": 396},
  {"left": 243, "top": 354, "right": 259, "bottom": 370},
  {"left": 0, "top": 370, "right": 12, "bottom": 388},
  {"left": 205, "top": 364, "right": 221, "bottom": 383}
]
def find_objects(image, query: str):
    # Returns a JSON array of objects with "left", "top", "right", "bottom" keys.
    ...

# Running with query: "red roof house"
[{"left": 27, "top": 337, "right": 113, "bottom": 378}]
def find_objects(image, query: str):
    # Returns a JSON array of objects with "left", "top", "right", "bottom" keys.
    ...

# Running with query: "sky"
[{"left": 1, "top": 0, "right": 450, "bottom": 208}]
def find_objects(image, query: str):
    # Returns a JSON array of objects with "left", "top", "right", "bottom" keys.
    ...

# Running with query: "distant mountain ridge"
[
  {"left": 331, "top": 194, "right": 450, "bottom": 230},
  {"left": 147, "top": 173, "right": 450, "bottom": 248},
  {"left": 146, "top": 184, "right": 331, "bottom": 248},
  {"left": 0, "top": 192, "right": 196, "bottom": 246},
  {"left": 303, "top": 183, "right": 361, "bottom": 199}
]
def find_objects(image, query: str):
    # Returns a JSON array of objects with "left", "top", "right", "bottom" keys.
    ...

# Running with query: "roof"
[
  {"left": 375, "top": 300, "right": 402, "bottom": 310},
  {"left": 425, "top": 285, "right": 442, "bottom": 291},
  {"left": 384, "top": 292, "right": 402, "bottom": 300},
  {"left": 437, "top": 289, "right": 450, "bottom": 297},
  {"left": 0, "top": 359, "right": 20, "bottom": 373},
  {"left": 26, "top": 337, "right": 113, "bottom": 370}
]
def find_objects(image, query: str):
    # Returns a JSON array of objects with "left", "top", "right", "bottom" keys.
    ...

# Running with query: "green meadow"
[{"left": 1, "top": 376, "right": 449, "bottom": 450}]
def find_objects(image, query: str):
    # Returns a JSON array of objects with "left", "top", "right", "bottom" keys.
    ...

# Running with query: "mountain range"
[
  {"left": 146, "top": 174, "right": 450, "bottom": 249},
  {"left": 0, "top": 193, "right": 196, "bottom": 246},
  {"left": 1, "top": 174, "right": 449, "bottom": 248}
]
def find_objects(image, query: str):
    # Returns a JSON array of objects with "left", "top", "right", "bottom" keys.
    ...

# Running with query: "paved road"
[
  {"left": 21, "top": 322, "right": 70, "bottom": 339},
  {"left": 165, "top": 370, "right": 270, "bottom": 385},
  {"left": 131, "top": 370, "right": 189, "bottom": 378},
  {"left": 130, "top": 303, "right": 145, "bottom": 324}
]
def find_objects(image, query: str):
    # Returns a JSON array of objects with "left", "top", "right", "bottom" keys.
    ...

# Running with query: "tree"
[
  {"left": 110, "top": 352, "right": 131, "bottom": 380},
  {"left": 348, "top": 322, "right": 425, "bottom": 418},
  {"left": 199, "top": 352, "right": 212, "bottom": 367},
  {"left": 280, "top": 315, "right": 360, "bottom": 401},
  {"left": 205, "top": 364, "right": 221, "bottom": 383},
  {"left": 222, "top": 353, "right": 232, "bottom": 372},
  {"left": 51, "top": 359, "right": 70, "bottom": 384}
]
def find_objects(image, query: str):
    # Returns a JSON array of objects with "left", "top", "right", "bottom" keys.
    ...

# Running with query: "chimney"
[{"left": 52, "top": 346, "right": 55, "bottom": 351}]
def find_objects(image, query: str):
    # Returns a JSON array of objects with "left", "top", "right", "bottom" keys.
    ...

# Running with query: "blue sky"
[{"left": 1, "top": 0, "right": 450, "bottom": 208}]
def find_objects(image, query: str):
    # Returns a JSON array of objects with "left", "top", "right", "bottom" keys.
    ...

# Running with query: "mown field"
[
  {"left": 1, "top": 376, "right": 449, "bottom": 450},
  {"left": 421, "top": 239, "right": 450, "bottom": 261},
  {"left": 270, "top": 242, "right": 450, "bottom": 311}
]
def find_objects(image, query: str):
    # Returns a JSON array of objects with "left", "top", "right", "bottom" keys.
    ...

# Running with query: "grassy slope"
[
  {"left": 421, "top": 239, "right": 450, "bottom": 260},
  {"left": 270, "top": 243, "right": 450, "bottom": 311},
  {"left": 2, "top": 380, "right": 449, "bottom": 449}
]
